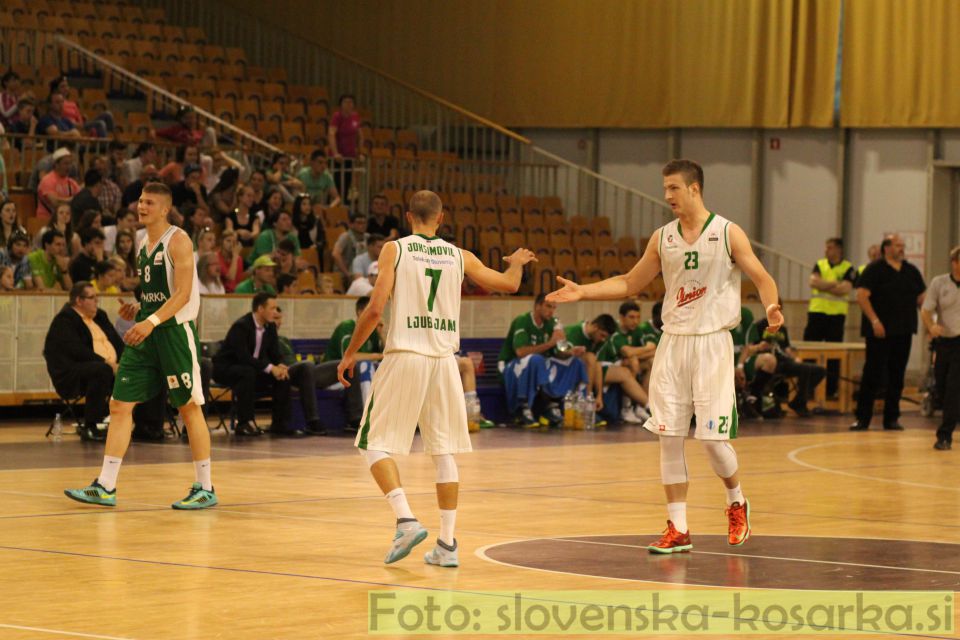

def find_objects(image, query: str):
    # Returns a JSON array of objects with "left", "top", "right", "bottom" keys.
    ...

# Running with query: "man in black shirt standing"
[{"left": 851, "top": 234, "right": 926, "bottom": 431}]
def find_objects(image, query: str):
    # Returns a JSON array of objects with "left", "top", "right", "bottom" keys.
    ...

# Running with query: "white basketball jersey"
[
  {"left": 385, "top": 234, "right": 464, "bottom": 357},
  {"left": 657, "top": 213, "right": 740, "bottom": 335}
]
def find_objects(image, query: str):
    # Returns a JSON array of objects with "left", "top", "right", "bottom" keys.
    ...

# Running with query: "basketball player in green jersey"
[
  {"left": 65, "top": 183, "right": 216, "bottom": 510},
  {"left": 338, "top": 190, "right": 536, "bottom": 566},
  {"left": 549, "top": 159, "right": 783, "bottom": 553}
]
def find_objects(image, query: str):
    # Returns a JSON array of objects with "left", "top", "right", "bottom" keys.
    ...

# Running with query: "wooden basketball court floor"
[{"left": 0, "top": 409, "right": 958, "bottom": 639}]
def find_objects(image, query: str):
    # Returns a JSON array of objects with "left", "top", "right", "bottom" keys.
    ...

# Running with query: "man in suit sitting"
[
  {"left": 212, "top": 291, "right": 302, "bottom": 437},
  {"left": 43, "top": 281, "right": 164, "bottom": 441}
]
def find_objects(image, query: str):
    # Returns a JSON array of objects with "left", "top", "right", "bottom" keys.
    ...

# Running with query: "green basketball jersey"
[
  {"left": 137, "top": 226, "right": 200, "bottom": 327},
  {"left": 323, "top": 318, "right": 384, "bottom": 361},
  {"left": 498, "top": 312, "right": 560, "bottom": 363}
]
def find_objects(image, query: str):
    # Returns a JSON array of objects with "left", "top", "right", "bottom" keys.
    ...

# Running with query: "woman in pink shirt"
[{"left": 327, "top": 94, "right": 365, "bottom": 203}]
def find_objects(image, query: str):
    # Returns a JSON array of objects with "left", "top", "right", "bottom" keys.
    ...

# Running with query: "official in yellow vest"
[{"left": 803, "top": 237, "right": 858, "bottom": 342}]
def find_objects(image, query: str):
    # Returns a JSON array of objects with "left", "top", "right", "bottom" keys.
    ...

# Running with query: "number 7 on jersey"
[{"left": 424, "top": 268, "right": 443, "bottom": 312}]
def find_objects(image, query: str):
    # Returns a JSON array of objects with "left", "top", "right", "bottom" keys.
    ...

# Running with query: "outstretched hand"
[
  {"left": 504, "top": 248, "right": 537, "bottom": 268},
  {"left": 546, "top": 276, "right": 582, "bottom": 304}
]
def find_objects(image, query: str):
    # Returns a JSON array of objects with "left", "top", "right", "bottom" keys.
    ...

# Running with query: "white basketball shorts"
[
  {"left": 642, "top": 331, "right": 739, "bottom": 440},
  {"left": 355, "top": 352, "right": 472, "bottom": 455}
]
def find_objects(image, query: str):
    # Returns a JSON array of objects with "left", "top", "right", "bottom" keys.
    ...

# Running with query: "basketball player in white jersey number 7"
[
  {"left": 338, "top": 190, "right": 536, "bottom": 567},
  {"left": 548, "top": 160, "right": 784, "bottom": 553}
]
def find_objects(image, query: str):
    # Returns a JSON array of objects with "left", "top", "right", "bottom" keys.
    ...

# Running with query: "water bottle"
[
  {"left": 574, "top": 385, "right": 587, "bottom": 429},
  {"left": 584, "top": 391, "right": 596, "bottom": 430},
  {"left": 51, "top": 413, "right": 63, "bottom": 442},
  {"left": 563, "top": 390, "right": 577, "bottom": 429},
  {"left": 467, "top": 396, "right": 480, "bottom": 432}
]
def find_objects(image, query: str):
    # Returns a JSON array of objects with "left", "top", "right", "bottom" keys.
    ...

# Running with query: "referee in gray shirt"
[{"left": 921, "top": 246, "right": 960, "bottom": 450}]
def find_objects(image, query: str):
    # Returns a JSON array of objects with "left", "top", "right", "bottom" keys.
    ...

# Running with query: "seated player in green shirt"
[
  {"left": 323, "top": 296, "right": 384, "bottom": 431},
  {"left": 609, "top": 301, "right": 658, "bottom": 421}
]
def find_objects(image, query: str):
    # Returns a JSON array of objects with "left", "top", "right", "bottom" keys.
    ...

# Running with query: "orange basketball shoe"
[
  {"left": 726, "top": 498, "right": 751, "bottom": 546},
  {"left": 647, "top": 520, "right": 692, "bottom": 554}
]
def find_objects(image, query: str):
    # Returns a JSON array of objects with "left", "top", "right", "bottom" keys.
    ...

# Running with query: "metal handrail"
[{"left": 53, "top": 35, "right": 282, "bottom": 159}]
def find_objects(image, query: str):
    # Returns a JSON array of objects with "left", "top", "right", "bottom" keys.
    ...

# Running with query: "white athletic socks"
[
  {"left": 439, "top": 509, "right": 457, "bottom": 546},
  {"left": 726, "top": 484, "right": 744, "bottom": 506},
  {"left": 386, "top": 488, "right": 415, "bottom": 521},
  {"left": 667, "top": 502, "right": 688, "bottom": 533},
  {"left": 97, "top": 456, "right": 123, "bottom": 491},
  {"left": 194, "top": 458, "right": 212, "bottom": 491}
]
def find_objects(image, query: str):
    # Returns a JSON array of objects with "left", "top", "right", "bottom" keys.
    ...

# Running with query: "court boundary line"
[
  {"left": 787, "top": 442, "right": 960, "bottom": 491},
  {"left": 0, "top": 623, "right": 137, "bottom": 640}
]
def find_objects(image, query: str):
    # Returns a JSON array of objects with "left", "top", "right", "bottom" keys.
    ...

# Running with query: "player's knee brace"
[
  {"left": 362, "top": 449, "right": 391, "bottom": 468},
  {"left": 659, "top": 436, "right": 688, "bottom": 484},
  {"left": 433, "top": 454, "right": 459, "bottom": 484},
  {"left": 702, "top": 440, "right": 739, "bottom": 479}
]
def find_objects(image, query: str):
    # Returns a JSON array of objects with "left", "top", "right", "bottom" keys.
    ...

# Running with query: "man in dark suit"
[
  {"left": 212, "top": 292, "right": 301, "bottom": 437},
  {"left": 43, "top": 281, "right": 165, "bottom": 441}
]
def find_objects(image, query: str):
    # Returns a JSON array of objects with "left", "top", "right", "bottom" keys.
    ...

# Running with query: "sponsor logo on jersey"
[
  {"left": 676, "top": 282, "right": 708, "bottom": 307},
  {"left": 166, "top": 375, "right": 180, "bottom": 389},
  {"left": 142, "top": 291, "right": 168, "bottom": 303},
  {"left": 666, "top": 234, "right": 674, "bottom": 243},
  {"left": 153, "top": 251, "right": 164, "bottom": 265},
  {"left": 708, "top": 233, "right": 719, "bottom": 242},
  {"left": 708, "top": 419, "right": 715, "bottom": 430},
  {"left": 658, "top": 424, "right": 666, "bottom": 431}
]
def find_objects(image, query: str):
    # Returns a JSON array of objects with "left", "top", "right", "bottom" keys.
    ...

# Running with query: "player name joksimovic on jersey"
[
  {"left": 136, "top": 225, "right": 200, "bottom": 327},
  {"left": 656, "top": 212, "right": 741, "bottom": 335},
  {"left": 385, "top": 234, "right": 464, "bottom": 358}
]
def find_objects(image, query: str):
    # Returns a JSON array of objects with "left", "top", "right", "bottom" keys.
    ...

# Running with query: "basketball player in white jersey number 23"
[
  {"left": 548, "top": 160, "right": 784, "bottom": 554},
  {"left": 338, "top": 190, "right": 536, "bottom": 567}
]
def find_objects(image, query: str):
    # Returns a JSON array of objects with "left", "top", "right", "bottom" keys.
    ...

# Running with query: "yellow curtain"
[
  {"left": 225, "top": 0, "right": 839, "bottom": 128},
  {"left": 843, "top": 0, "right": 960, "bottom": 127},
  {"left": 788, "top": 0, "right": 841, "bottom": 127}
]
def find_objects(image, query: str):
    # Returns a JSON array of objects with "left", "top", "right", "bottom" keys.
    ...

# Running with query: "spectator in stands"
[
  {"left": 250, "top": 210, "right": 300, "bottom": 263},
  {"left": 103, "top": 209, "right": 143, "bottom": 254},
  {"left": 0, "top": 71, "right": 21, "bottom": 126},
  {"left": 37, "top": 93, "right": 80, "bottom": 150},
  {"left": 34, "top": 202, "right": 72, "bottom": 253},
  {"left": 216, "top": 230, "right": 244, "bottom": 293},
  {"left": 202, "top": 148, "right": 243, "bottom": 194},
  {"left": 367, "top": 193, "right": 401, "bottom": 239},
  {"left": 107, "top": 140, "right": 127, "bottom": 186},
  {"left": 121, "top": 143, "right": 158, "bottom": 188},
  {"left": 746, "top": 305, "right": 826, "bottom": 417},
  {"left": 208, "top": 167, "right": 240, "bottom": 222},
  {"left": 121, "top": 164, "right": 159, "bottom": 211},
  {"left": 69, "top": 210, "right": 102, "bottom": 256},
  {"left": 274, "top": 307, "right": 328, "bottom": 435},
  {"left": 48, "top": 76, "right": 114, "bottom": 138},
  {"left": 196, "top": 252, "right": 225, "bottom": 295},
  {"left": 350, "top": 233, "right": 383, "bottom": 279},
  {"left": 69, "top": 227, "right": 105, "bottom": 284},
  {"left": 291, "top": 194, "right": 320, "bottom": 250},
  {"left": 852, "top": 234, "right": 926, "bottom": 431},
  {"left": 28, "top": 229, "right": 71, "bottom": 292},
  {"left": 36, "top": 147, "right": 80, "bottom": 220},
  {"left": 158, "top": 144, "right": 200, "bottom": 187},
  {"left": 90, "top": 258, "right": 121, "bottom": 294},
  {"left": 43, "top": 281, "right": 123, "bottom": 441},
  {"left": 112, "top": 229, "right": 139, "bottom": 292},
  {"left": 332, "top": 213, "right": 367, "bottom": 281},
  {"left": 171, "top": 163, "right": 210, "bottom": 225},
  {"left": 0, "top": 265, "right": 13, "bottom": 291},
  {"left": 0, "top": 231, "right": 33, "bottom": 289},
  {"left": 274, "top": 238, "right": 299, "bottom": 280},
  {"left": 498, "top": 294, "right": 588, "bottom": 426},
  {"left": 94, "top": 156, "right": 122, "bottom": 219},
  {"left": 224, "top": 185, "right": 261, "bottom": 247},
  {"left": 234, "top": 255, "right": 278, "bottom": 294},
  {"left": 6, "top": 98, "right": 37, "bottom": 148},
  {"left": 295, "top": 149, "right": 341, "bottom": 206},
  {"left": 257, "top": 188, "right": 285, "bottom": 229},
  {"left": 328, "top": 94, "right": 363, "bottom": 200},
  {"left": 265, "top": 153, "right": 304, "bottom": 204},
  {"left": 346, "top": 260, "right": 377, "bottom": 296},
  {"left": 276, "top": 272, "right": 297, "bottom": 295},
  {"left": 322, "top": 295, "right": 382, "bottom": 431},
  {"left": 193, "top": 227, "right": 217, "bottom": 262},
  {"left": 247, "top": 169, "right": 267, "bottom": 211},
  {"left": 212, "top": 292, "right": 299, "bottom": 437},
  {"left": 156, "top": 105, "right": 215, "bottom": 147},
  {"left": 70, "top": 169, "right": 104, "bottom": 226},
  {"left": 0, "top": 199, "right": 26, "bottom": 250}
]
